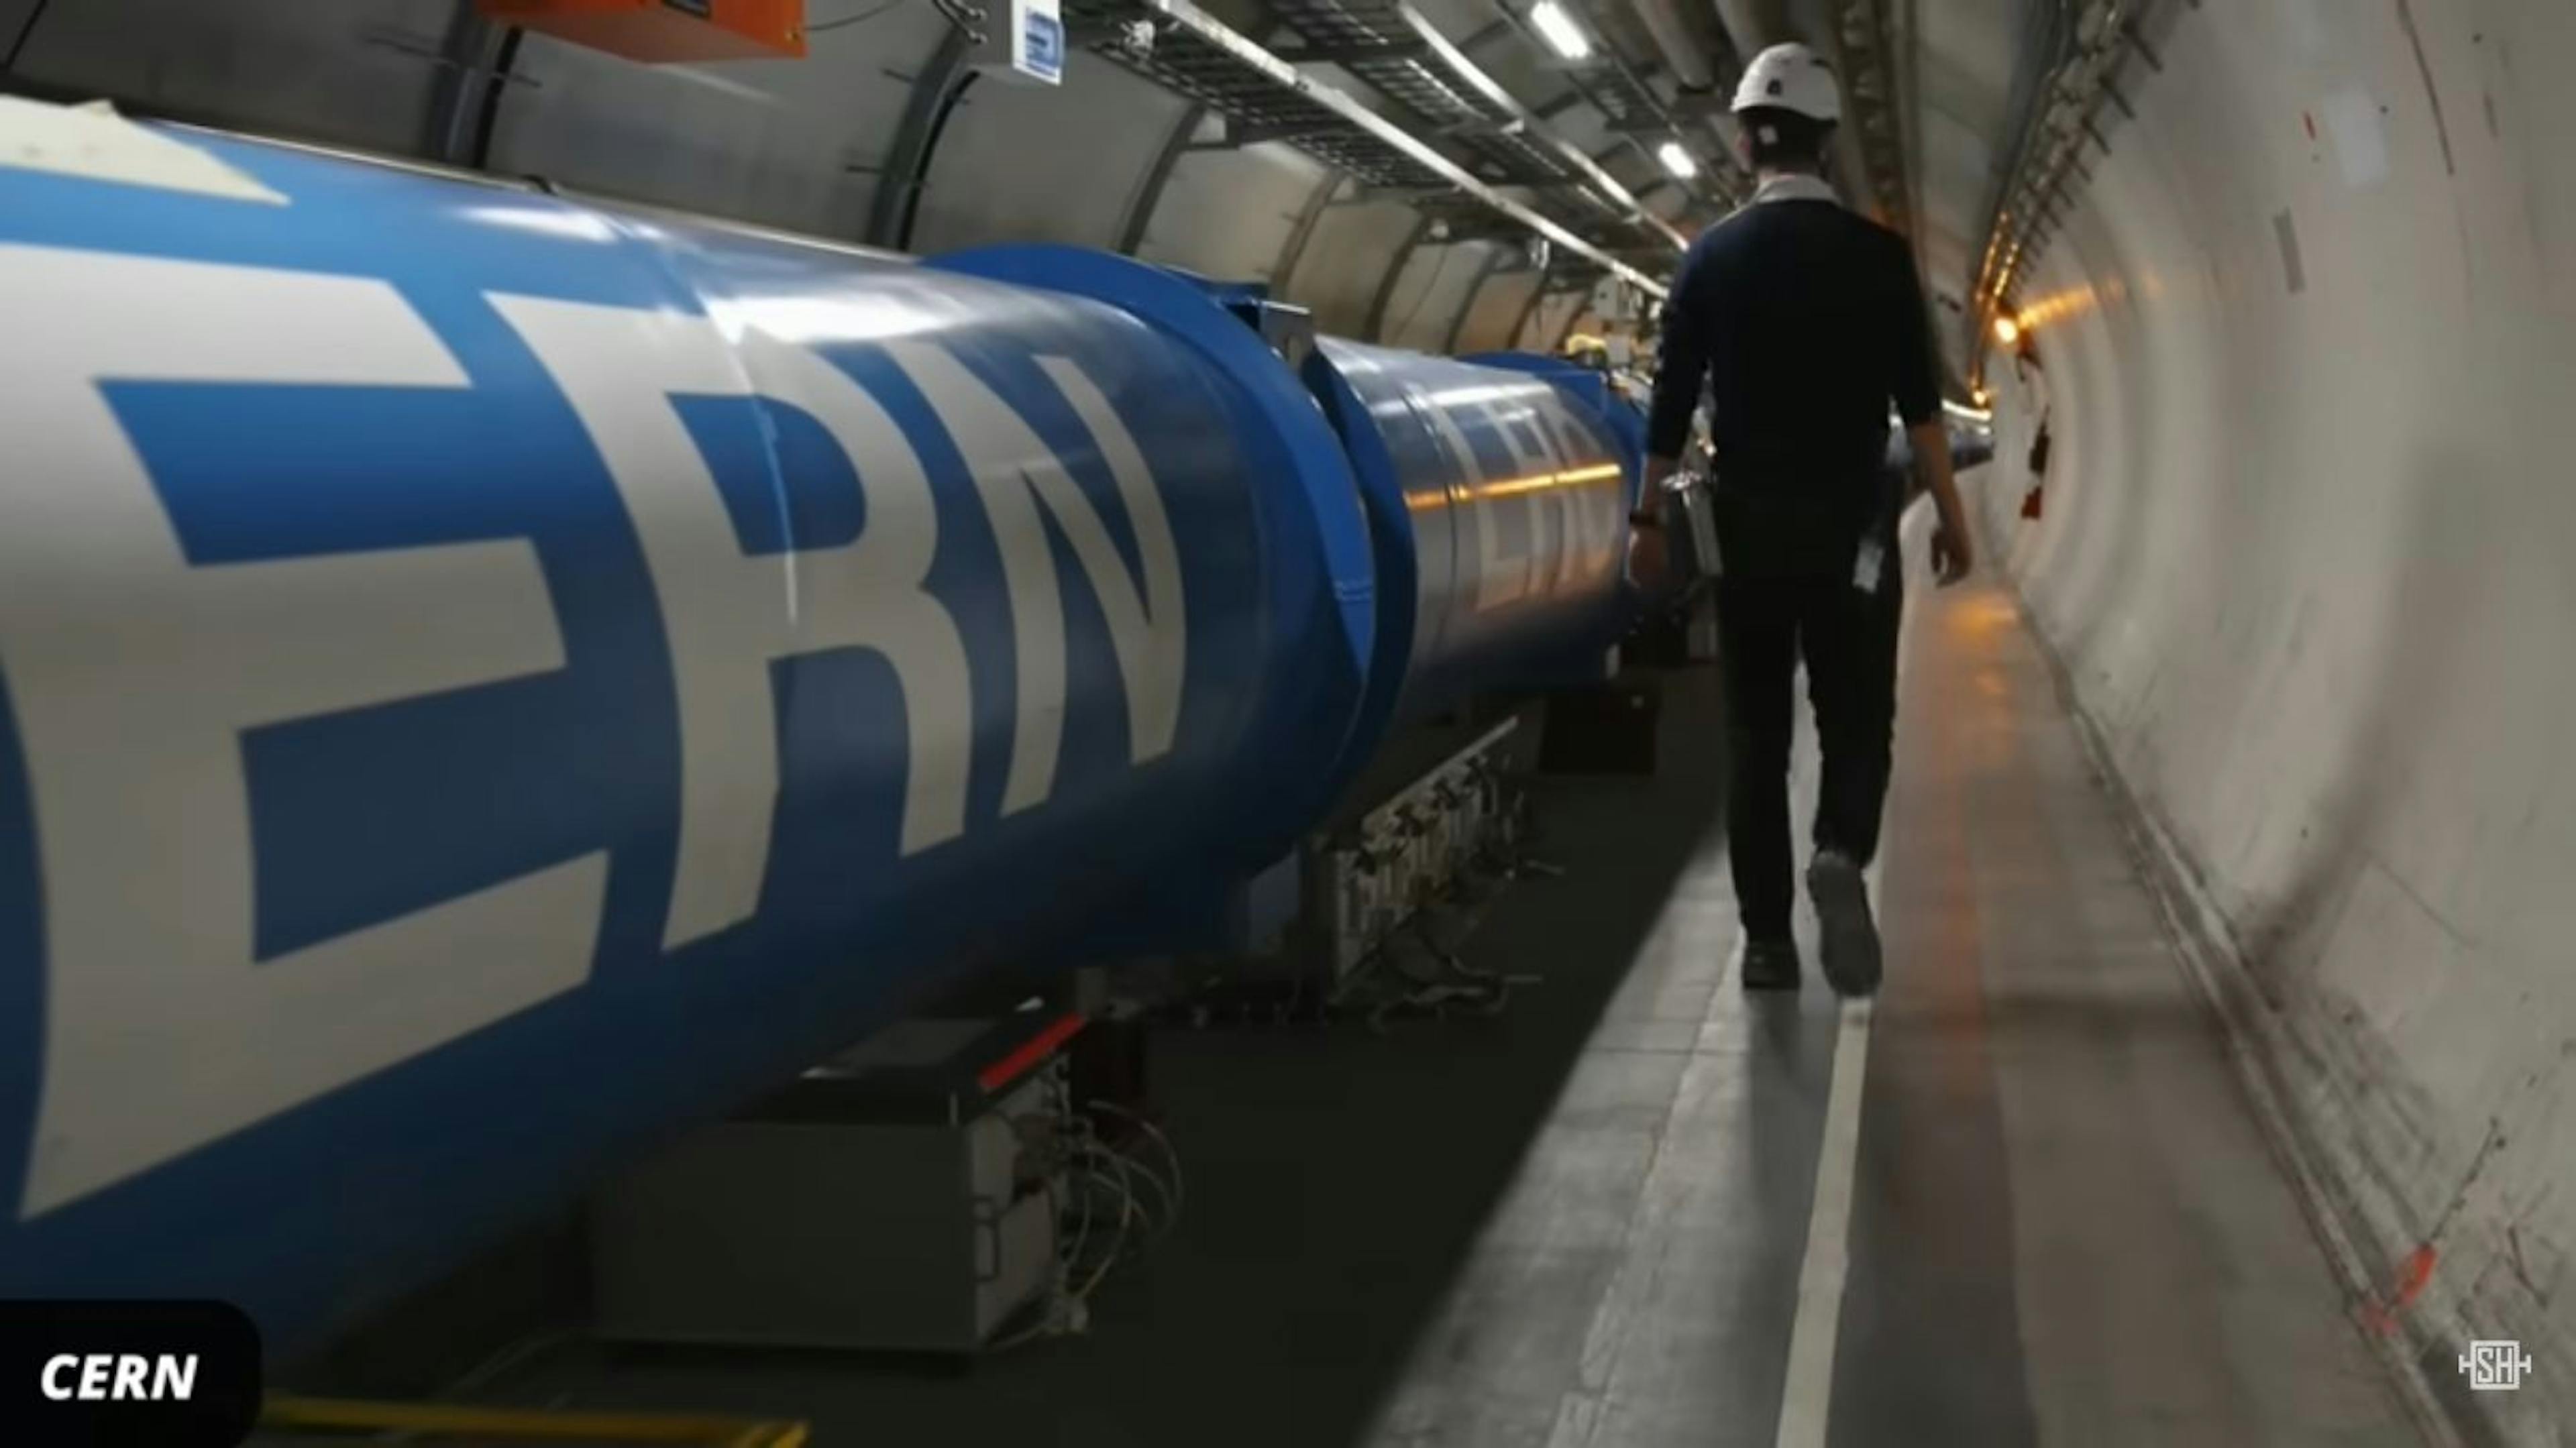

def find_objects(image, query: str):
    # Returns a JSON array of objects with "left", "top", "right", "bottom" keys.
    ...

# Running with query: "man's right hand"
[
  {"left": 1907, "top": 419, "right": 1974, "bottom": 589},
  {"left": 1931, "top": 520, "right": 1973, "bottom": 587}
]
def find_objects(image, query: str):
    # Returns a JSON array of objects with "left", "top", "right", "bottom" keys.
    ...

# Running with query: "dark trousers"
[{"left": 1717, "top": 567, "right": 1902, "bottom": 940}]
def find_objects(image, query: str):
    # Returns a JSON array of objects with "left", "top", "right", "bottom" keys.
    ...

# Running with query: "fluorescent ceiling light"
[
  {"left": 1529, "top": 1, "right": 1592, "bottom": 60},
  {"left": 1655, "top": 140, "right": 1696, "bottom": 178}
]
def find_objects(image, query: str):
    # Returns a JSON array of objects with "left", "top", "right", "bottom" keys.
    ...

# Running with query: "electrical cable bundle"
[
  {"left": 1328, "top": 861, "right": 1541, "bottom": 1030},
  {"left": 1140, "top": 767, "right": 1548, "bottom": 1029},
  {"left": 1318, "top": 772, "right": 1550, "bottom": 1029},
  {"left": 991, "top": 1091, "right": 1185, "bottom": 1351}
]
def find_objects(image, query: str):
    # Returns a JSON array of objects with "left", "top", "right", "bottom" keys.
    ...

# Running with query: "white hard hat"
[{"left": 1731, "top": 43, "right": 1841, "bottom": 125}]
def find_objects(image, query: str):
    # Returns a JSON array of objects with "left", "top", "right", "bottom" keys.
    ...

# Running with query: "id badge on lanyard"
[
  {"left": 1852, "top": 534, "right": 1887, "bottom": 596},
  {"left": 1852, "top": 470, "right": 1902, "bottom": 596}
]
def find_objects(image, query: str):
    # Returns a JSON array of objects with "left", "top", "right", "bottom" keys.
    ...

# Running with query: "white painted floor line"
[
  {"left": 1772, "top": 995, "right": 1875, "bottom": 1448},
  {"left": 1772, "top": 514, "right": 1924, "bottom": 1448}
]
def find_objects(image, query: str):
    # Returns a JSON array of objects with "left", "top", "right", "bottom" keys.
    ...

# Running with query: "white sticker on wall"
[{"left": 2320, "top": 87, "right": 2391, "bottom": 189}]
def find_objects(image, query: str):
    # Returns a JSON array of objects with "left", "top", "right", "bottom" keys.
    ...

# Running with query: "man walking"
[{"left": 1633, "top": 42, "right": 1973, "bottom": 997}]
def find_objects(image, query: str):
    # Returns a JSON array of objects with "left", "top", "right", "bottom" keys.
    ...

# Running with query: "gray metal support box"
[{"left": 591, "top": 1029, "right": 1059, "bottom": 1353}]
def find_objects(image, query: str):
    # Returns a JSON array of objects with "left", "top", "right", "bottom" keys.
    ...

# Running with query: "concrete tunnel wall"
[{"left": 1975, "top": 3, "right": 2576, "bottom": 1433}]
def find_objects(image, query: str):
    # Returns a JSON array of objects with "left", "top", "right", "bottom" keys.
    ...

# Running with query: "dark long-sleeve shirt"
[{"left": 1646, "top": 186, "right": 1942, "bottom": 492}]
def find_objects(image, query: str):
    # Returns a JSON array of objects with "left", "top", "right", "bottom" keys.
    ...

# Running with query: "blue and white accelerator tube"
[{"left": 0, "top": 100, "right": 1634, "bottom": 1340}]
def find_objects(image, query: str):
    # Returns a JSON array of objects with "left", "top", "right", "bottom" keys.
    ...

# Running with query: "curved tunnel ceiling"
[
  {"left": 0, "top": 0, "right": 2037, "bottom": 364},
  {"left": 1912, "top": 0, "right": 2030, "bottom": 324}
]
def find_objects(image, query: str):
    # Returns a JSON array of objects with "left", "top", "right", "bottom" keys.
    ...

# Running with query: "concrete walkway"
[
  {"left": 437, "top": 578, "right": 2424, "bottom": 1448},
  {"left": 1361, "top": 577, "right": 2419, "bottom": 1447}
]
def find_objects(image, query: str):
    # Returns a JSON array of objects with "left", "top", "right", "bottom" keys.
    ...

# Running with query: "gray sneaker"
[
  {"left": 1807, "top": 850, "right": 1882, "bottom": 997},
  {"left": 1734, "top": 934, "right": 1801, "bottom": 991}
]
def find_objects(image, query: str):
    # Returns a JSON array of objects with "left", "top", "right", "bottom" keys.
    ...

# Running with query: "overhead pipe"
[
  {"left": 1130, "top": 0, "right": 1672, "bottom": 292},
  {"left": 1625, "top": 0, "right": 1717, "bottom": 92},
  {"left": 1391, "top": 2, "right": 1690, "bottom": 247},
  {"left": 1710, "top": 0, "right": 1790, "bottom": 49},
  {"left": 1502, "top": 0, "right": 1735, "bottom": 211}
]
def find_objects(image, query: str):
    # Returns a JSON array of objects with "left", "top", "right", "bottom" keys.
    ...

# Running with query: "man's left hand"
[{"left": 1627, "top": 518, "right": 1670, "bottom": 590}]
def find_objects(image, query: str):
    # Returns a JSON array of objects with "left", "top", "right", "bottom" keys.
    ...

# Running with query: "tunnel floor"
[{"left": 441, "top": 577, "right": 2422, "bottom": 1446}]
